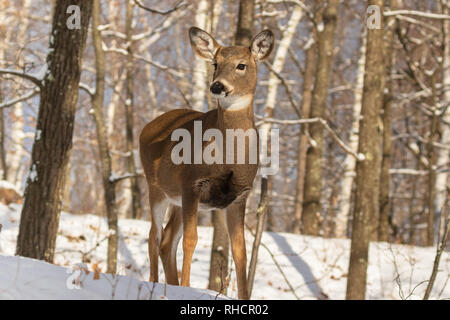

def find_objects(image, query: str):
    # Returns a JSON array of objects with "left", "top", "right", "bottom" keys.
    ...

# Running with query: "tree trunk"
[
  {"left": 334, "top": 34, "right": 366, "bottom": 238},
  {"left": 302, "top": 0, "right": 339, "bottom": 236},
  {"left": 346, "top": 0, "right": 385, "bottom": 300},
  {"left": 124, "top": 0, "right": 142, "bottom": 219},
  {"left": 293, "top": 40, "right": 317, "bottom": 234},
  {"left": 0, "top": 107, "right": 6, "bottom": 180},
  {"left": 208, "top": 209, "right": 229, "bottom": 295},
  {"left": 91, "top": 0, "right": 119, "bottom": 273},
  {"left": 379, "top": 0, "right": 401, "bottom": 242},
  {"left": 234, "top": 0, "right": 255, "bottom": 46},
  {"left": 426, "top": 74, "right": 440, "bottom": 247},
  {"left": 16, "top": 0, "right": 93, "bottom": 261}
]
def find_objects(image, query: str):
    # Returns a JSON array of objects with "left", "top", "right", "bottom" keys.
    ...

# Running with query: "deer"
[{"left": 139, "top": 26, "right": 274, "bottom": 300}]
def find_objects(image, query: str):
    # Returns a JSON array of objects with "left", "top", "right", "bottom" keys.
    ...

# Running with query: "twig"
[
  {"left": 247, "top": 177, "right": 269, "bottom": 297},
  {"left": 384, "top": 10, "right": 450, "bottom": 20},
  {"left": 0, "top": 68, "right": 43, "bottom": 89},
  {"left": 255, "top": 116, "right": 365, "bottom": 161},
  {"left": 263, "top": 61, "right": 302, "bottom": 117},
  {"left": 133, "top": 0, "right": 188, "bottom": 15},
  {"left": 104, "top": 46, "right": 185, "bottom": 77},
  {"left": 0, "top": 88, "right": 40, "bottom": 109},
  {"left": 423, "top": 198, "right": 449, "bottom": 300},
  {"left": 110, "top": 172, "right": 144, "bottom": 184},
  {"left": 245, "top": 220, "right": 301, "bottom": 300},
  {"left": 79, "top": 83, "right": 95, "bottom": 97}
]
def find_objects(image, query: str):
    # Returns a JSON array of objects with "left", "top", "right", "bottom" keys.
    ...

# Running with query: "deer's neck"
[{"left": 217, "top": 95, "right": 255, "bottom": 132}]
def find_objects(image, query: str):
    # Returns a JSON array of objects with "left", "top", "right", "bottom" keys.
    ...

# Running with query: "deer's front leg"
[
  {"left": 180, "top": 191, "right": 199, "bottom": 287},
  {"left": 226, "top": 200, "right": 249, "bottom": 300}
]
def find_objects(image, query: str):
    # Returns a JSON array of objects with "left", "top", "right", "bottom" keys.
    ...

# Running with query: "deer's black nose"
[{"left": 210, "top": 81, "right": 225, "bottom": 95}]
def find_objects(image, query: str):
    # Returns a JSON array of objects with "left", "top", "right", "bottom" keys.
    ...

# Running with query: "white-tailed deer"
[{"left": 139, "top": 26, "right": 274, "bottom": 299}]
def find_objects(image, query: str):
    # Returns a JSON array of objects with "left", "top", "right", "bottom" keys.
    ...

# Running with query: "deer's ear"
[
  {"left": 250, "top": 30, "right": 274, "bottom": 61},
  {"left": 189, "top": 27, "right": 220, "bottom": 61}
]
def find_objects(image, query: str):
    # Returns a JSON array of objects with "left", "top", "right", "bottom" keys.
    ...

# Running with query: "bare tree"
[
  {"left": 293, "top": 38, "right": 316, "bottom": 234},
  {"left": 334, "top": 33, "right": 366, "bottom": 238},
  {"left": 379, "top": 0, "right": 402, "bottom": 241},
  {"left": 302, "top": 0, "right": 340, "bottom": 235},
  {"left": 124, "top": 0, "right": 142, "bottom": 219},
  {"left": 90, "top": 0, "right": 119, "bottom": 274},
  {"left": 347, "top": 0, "right": 385, "bottom": 300},
  {"left": 16, "top": 0, "right": 93, "bottom": 261},
  {"left": 263, "top": 5, "right": 303, "bottom": 231}
]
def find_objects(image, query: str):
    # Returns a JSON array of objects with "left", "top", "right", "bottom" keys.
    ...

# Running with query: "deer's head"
[{"left": 189, "top": 27, "right": 274, "bottom": 111}]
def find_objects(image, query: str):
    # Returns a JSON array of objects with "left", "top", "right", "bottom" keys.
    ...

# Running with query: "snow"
[
  {"left": 317, "top": 22, "right": 324, "bottom": 32},
  {"left": 28, "top": 164, "right": 38, "bottom": 182},
  {"left": 35, "top": 129, "right": 42, "bottom": 141},
  {"left": 0, "top": 255, "right": 225, "bottom": 300},
  {"left": 0, "top": 203, "right": 448, "bottom": 300},
  {"left": 31, "top": 64, "right": 48, "bottom": 81},
  {"left": 0, "top": 181, "right": 21, "bottom": 196}
]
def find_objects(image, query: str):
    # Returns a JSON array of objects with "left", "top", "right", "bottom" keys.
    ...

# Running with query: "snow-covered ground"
[{"left": 0, "top": 202, "right": 448, "bottom": 300}]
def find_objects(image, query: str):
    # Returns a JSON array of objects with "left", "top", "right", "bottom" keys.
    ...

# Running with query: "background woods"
[{"left": 0, "top": 0, "right": 449, "bottom": 299}]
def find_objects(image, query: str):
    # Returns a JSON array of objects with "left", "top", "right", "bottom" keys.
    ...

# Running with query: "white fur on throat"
[{"left": 218, "top": 94, "right": 252, "bottom": 111}]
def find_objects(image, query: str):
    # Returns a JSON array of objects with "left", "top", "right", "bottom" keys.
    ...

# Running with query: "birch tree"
[
  {"left": 263, "top": 5, "right": 303, "bottom": 231},
  {"left": 191, "top": 0, "right": 209, "bottom": 112},
  {"left": 334, "top": 34, "right": 366, "bottom": 238}
]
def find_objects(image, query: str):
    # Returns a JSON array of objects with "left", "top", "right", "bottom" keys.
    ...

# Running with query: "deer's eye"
[
  {"left": 213, "top": 62, "right": 218, "bottom": 70},
  {"left": 236, "top": 64, "right": 246, "bottom": 70}
]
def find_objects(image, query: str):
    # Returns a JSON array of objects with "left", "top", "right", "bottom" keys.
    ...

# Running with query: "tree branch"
[
  {"left": 0, "top": 88, "right": 40, "bottom": 109},
  {"left": 104, "top": 46, "right": 185, "bottom": 77},
  {"left": 133, "top": 0, "right": 188, "bottom": 15},
  {"left": 79, "top": 83, "right": 95, "bottom": 97},
  {"left": 0, "top": 68, "right": 43, "bottom": 89},
  {"left": 263, "top": 61, "right": 302, "bottom": 117},
  {"left": 384, "top": 10, "right": 450, "bottom": 20},
  {"left": 255, "top": 116, "right": 365, "bottom": 161},
  {"left": 109, "top": 172, "right": 144, "bottom": 184}
]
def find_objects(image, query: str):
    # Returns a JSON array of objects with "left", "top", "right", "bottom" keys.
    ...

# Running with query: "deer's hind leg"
[
  {"left": 148, "top": 186, "right": 168, "bottom": 283},
  {"left": 160, "top": 205, "right": 182, "bottom": 285}
]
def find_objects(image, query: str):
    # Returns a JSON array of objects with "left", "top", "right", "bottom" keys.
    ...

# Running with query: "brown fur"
[{"left": 139, "top": 27, "right": 274, "bottom": 300}]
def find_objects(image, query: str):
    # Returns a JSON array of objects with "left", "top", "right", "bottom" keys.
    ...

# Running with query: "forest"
[{"left": 0, "top": 0, "right": 448, "bottom": 300}]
